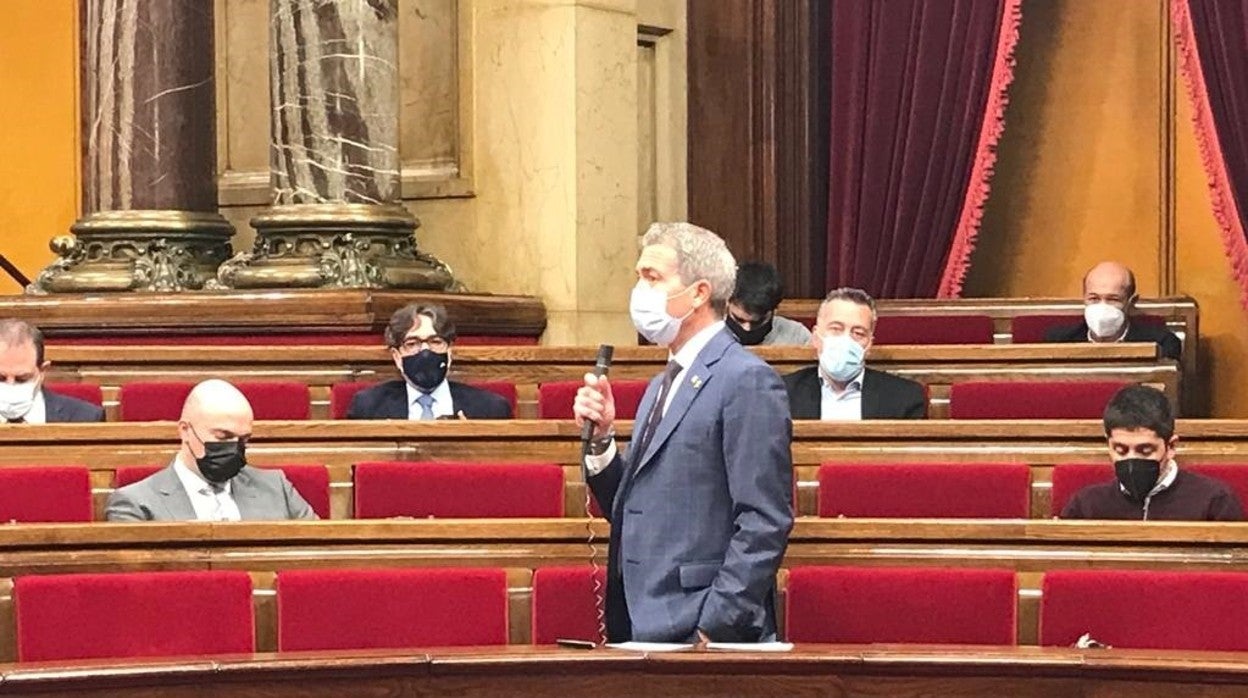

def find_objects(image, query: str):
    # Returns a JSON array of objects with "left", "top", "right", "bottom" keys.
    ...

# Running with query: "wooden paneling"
[{"left": 687, "top": 0, "right": 824, "bottom": 295}]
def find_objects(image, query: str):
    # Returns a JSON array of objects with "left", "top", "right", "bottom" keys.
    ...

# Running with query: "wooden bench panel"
[
  {"left": 43, "top": 343, "right": 1179, "bottom": 420},
  {"left": 5, "top": 420, "right": 1248, "bottom": 520}
]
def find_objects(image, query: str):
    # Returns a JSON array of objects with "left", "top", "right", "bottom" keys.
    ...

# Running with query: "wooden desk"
[
  {"left": 44, "top": 343, "right": 1178, "bottom": 419},
  {"left": 0, "top": 419, "right": 1242, "bottom": 519},
  {"left": 0, "top": 645, "right": 1246, "bottom": 697}
]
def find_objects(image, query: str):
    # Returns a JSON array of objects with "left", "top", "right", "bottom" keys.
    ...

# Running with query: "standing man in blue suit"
[{"left": 573, "top": 222, "right": 793, "bottom": 644}]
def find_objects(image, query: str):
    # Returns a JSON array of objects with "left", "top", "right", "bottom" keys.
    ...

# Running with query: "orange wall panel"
[{"left": 0, "top": 0, "right": 79, "bottom": 294}]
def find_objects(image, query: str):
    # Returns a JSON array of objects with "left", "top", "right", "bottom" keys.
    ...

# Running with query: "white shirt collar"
[
  {"left": 405, "top": 379, "right": 454, "bottom": 419},
  {"left": 24, "top": 389, "right": 47, "bottom": 424},
  {"left": 670, "top": 321, "right": 726, "bottom": 369},
  {"left": 173, "top": 454, "right": 233, "bottom": 497},
  {"left": 819, "top": 370, "right": 865, "bottom": 394}
]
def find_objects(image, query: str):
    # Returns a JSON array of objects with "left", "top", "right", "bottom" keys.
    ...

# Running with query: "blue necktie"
[{"left": 415, "top": 393, "right": 436, "bottom": 420}]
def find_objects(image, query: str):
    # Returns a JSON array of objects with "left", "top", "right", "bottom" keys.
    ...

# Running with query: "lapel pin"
[{"left": 691, "top": 375, "right": 703, "bottom": 389}]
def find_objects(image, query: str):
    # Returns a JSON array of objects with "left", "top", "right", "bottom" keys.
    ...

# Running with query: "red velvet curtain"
[
  {"left": 1174, "top": 0, "right": 1248, "bottom": 309},
  {"left": 825, "top": 0, "right": 1020, "bottom": 298}
]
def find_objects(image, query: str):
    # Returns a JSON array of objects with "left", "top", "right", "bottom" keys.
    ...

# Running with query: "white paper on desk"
[
  {"left": 606, "top": 642, "right": 695, "bottom": 652},
  {"left": 706, "top": 642, "right": 794, "bottom": 652}
]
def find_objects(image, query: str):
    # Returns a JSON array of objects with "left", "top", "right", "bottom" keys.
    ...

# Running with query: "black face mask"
[
  {"left": 188, "top": 427, "right": 247, "bottom": 484},
  {"left": 1115, "top": 458, "right": 1162, "bottom": 502},
  {"left": 402, "top": 349, "right": 449, "bottom": 392},
  {"left": 727, "top": 314, "right": 774, "bottom": 346}
]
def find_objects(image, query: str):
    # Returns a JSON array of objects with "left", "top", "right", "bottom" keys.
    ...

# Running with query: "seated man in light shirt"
[
  {"left": 106, "top": 379, "right": 317, "bottom": 521},
  {"left": 0, "top": 319, "right": 103, "bottom": 424},
  {"left": 782, "top": 287, "right": 926, "bottom": 420}
]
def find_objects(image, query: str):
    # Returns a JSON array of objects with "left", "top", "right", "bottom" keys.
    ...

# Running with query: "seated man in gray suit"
[
  {"left": 106, "top": 379, "right": 317, "bottom": 521},
  {"left": 0, "top": 319, "right": 104, "bottom": 423}
]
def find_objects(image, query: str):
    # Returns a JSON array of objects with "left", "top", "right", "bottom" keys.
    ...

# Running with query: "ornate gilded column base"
[
  {"left": 28, "top": 211, "right": 234, "bottom": 294},
  {"left": 211, "top": 204, "right": 458, "bottom": 291}
]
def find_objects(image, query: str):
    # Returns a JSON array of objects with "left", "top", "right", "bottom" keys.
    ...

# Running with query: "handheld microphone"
[{"left": 581, "top": 344, "right": 615, "bottom": 444}]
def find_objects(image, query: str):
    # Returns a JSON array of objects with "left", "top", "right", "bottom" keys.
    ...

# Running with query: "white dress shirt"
[
  {"left": 585, "top": 321, "right": 726, "bottom": 475},
  {"left": 820, "top": 371, "right": 864, "bottom": 421},
  {"left": 173, "top": 456, "right": 241, "bottom": 521},
  {"left": 406, "top": 379, "right": 455, "bottom": 420}
]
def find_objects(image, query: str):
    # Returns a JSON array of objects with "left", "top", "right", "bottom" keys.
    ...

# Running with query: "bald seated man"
[
  {"left": 1044, "top": 261, "right": 1182, "bottom": 361},
  {"left": 105, "top": 379, "right": 317, "bottom": 522}
]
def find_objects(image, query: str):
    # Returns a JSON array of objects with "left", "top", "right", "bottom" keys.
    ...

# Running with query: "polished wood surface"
[
  {"left": 0, "top": 290, "right": 548, "bottom": 339},
  {"left": 43, "top": 342, "right": 1178, "bottom": 420},
  {"left": 3, "top": 418, "right": 1244, "bottom": 519},
  {"left": 1, "top": 645, "right": 1248, "bottom": 697}
]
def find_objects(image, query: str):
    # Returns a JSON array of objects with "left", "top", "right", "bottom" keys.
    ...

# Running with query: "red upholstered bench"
[
  {"left": 353, "top": 461, "right": 565, "bottom": 518},
  {"left": 817, "top": 462, "right": 1031, "bottom": 518},
  {"left": 1041, "top": 570, "right": 1248, "bottom": 651},
  {"left": 113, "top": 464, "right": 332, "bottom": 519},
  {"left": 872, "top": 314, "right": 995, "bottom": 345},
  {"left": 43, "top": 382, "right": 103, "bottom": 407},
  {"left": 537, "top": 380, "right": 649, "bottom": 420},
  {"left": 15, "top": 571, "right": 254, "bottom": 661},
  {"left": 786, "top": 566, "right": 1017, "bottom": 644},
  {"left": 0, "top": 466, "right": 92, "bottom": 523},
  {"left": 948, "top": 381, "right": 1127, "bottom": 419},
  {"left": 119, "top": 381, "right": 312, "bottom": 421},
  {"left": 1049, "top": 463, "right": 1110, "bottom": 517},
  {"left": 277, "top": 567, "right": 509, "bottom": 651},
  {"left": 531, "top": 566, "right": 607, "bottom": 645}
]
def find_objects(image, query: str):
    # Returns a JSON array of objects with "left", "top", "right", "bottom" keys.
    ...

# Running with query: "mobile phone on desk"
[{"left": 555, "top": 638, "right": 597, "bottom": 650}]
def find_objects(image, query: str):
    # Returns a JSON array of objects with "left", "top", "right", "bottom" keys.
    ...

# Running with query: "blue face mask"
[{"left": 818, "top": 333, "right": 865, "bottom": 383}]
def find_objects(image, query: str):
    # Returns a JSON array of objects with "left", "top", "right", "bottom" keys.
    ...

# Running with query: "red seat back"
[
  {"left": 119, "top": 381, "right": 311, "bottom": 421},
  {"left": 817, "top": 463, "right": 1031, "bottom": 518},
  {"left": 471, "top": 380, "right": 519, "bottom": 415},
  {"left": 786, "top": 566, "right": 1017, "bottom": 645},
  {"left": 531, "top": 566, "right": 607, "bottom": 645},
  {"left": 0, "top": 467, "right": 92, "bottom": 523},
  {"left": 1050, "top": 463, "right": 1112, "bottom": 517},
  {"left": 1041, "top": 570, "right": 1248, "bottom": 650},
  {"left": 1011, "top": 314, "right": 1167, "bottom": 343},
  {"left": 15, "top": 571, "right": 254, "bottom": 661},
  {"left": 537, "top": 380, "right": 649, "bottom": 420},
  {"left": 113, "top": 464, "right": 331, "bottom": 519},
  {"left": 948, "top": 381, "right": 1127, "bottom": 419},
  {"left": 43, "top": 383, "right": 104, "bottom": 407},
  {"left": 872, "top": 315, "right": 995, "bottom": 345},
  {"left": 1185, "top": 464, "right": 1248, "bottom": 513},
  {"left": 353, "top": 461, "right": 565, "bottom": 518},
  {"left": 277, "top": 567, "right": 508, "bottom": 651}
]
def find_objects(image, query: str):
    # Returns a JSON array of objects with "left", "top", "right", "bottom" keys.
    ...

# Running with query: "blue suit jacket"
[{"left": 588, "top": 328, "right": 793, "bottom": 642}]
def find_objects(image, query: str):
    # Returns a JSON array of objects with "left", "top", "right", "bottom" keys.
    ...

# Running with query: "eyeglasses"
[{"left": 398, "top": 336, "right": 450, "bottom": 353}]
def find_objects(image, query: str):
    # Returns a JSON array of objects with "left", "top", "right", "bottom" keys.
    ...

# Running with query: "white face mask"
[
  {"left": 630, "top": 282, "right": 695, "bottom": 346},
  {"left": 818, "top": 333, "right": 866, "bottom": 383},
  {"left": 1084, "top": 302, "right": 1127, "bottom": 339},
  {"left": 0, "top": 380, "right": 39, "bottom": 421}
]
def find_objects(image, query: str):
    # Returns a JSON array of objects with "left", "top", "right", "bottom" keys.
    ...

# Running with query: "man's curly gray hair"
[{"left": 640, "top": 222, "right": 737, "bottom": 317}]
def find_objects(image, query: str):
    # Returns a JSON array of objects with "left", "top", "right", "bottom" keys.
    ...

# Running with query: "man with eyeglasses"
[
  {"left": 346, "top": 303, "right": 513, "bottom": 420},
  {"left": 105, "top": 379, "right": 317, "bottom": 521}
]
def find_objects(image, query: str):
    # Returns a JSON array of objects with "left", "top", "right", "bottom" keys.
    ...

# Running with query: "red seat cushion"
[
  {"left": 537, "top": 380, "right": 648, "bottom": 420},
  {"left": 531, "top": 566, "right": 607, "bottom": 645},
  {"left": 113, "top": 464, "right": 331, "bottom": 519},
  {"left": 786, "top": 566, "right": 1017, "bottom": 645},
  {"left": 1184, "top": 464, "right": 1248, "bottom": 512},
  {"left": 0, "top": 467, "right": 92, "bottom": 523},
  {"left": 1050, "top": 463, "right": 1112, "bottom": 517},
  {"left": 119, "top": 381, "right": 311, "bottom": 421},
  {"left": 353, "top": 461, "right": 565, "bottom": 518},
  {"left": 948, "top": 381, "right": 1127, "bottom": 419},
  {"left": 1011, "top": 314, "right": 1167, "bottom": 343},
  {"left": 43, "top": 383, "right": 104, "bottom": 407},
  {"left": 330, "top": 380, "right": 518, "bottom": 419},
  {"left": 818, "top": 463, "right": 1031, "bottom": 518},
  {"left": 277, "top": 567, "right": 508, "bottom": 651},
  {"left": 872, "top": 315, "right": 995, "bottom": 345},
  {"left": 1040, "top": 570, "right": 1248, "bottom": 650},
  {"left": 15, "top": 571, "right": 254, "bottom": 661}
]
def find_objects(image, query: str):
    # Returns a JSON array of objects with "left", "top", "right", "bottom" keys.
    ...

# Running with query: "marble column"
[
  {"left": 32, "top": 0, "right": 233, "bottom": 294},
  {"left": 216, "top": 0, "right": 454, "bottom": 290}
]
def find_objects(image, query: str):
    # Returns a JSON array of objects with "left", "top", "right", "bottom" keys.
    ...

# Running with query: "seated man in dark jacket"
[
  {"left": 1044, "top": 261, "right": 1182, "bottom": 361},
  {"left": 0, "top": 319, "right": 103, "bottom": 424},
  {"left": 783, "top": 288, "right": 926, "bottom": 420},
  {"left": 347, "top": 303, "right": 511, "bottom": 420},
  {"left": 1062, "top": 384, "right": 1242, "bottom": 521}
]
